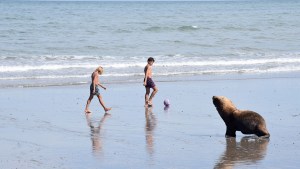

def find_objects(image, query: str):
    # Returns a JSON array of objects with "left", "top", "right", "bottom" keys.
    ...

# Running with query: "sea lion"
[{"left": 212, "top": 96, "right": 270, "bottom": 138}]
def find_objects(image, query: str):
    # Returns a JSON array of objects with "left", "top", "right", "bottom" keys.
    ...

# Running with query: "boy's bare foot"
[
  {"left": 104, "top": 107, "right": 112, "bottom": 112},
  {"left": 85, "top": 109, "right": 92, "bottom": 113}
]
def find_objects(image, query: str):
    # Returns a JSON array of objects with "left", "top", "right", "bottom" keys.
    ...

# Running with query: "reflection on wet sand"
[
  {"left": 214, "top": 137, "right": 269, "bottom": 169},
  {"left": 145, "top": 107, "right": 157, "bottom": 157},
  {"left": 164, "top": 106, "right": 170, "bottom": 112},
  {"left": 86, "top": 113, "right": 110, "bottom": 157}
]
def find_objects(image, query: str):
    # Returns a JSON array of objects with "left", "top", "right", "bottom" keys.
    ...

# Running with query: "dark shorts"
[
  {"left": 90, "top": 83, "right": 100, "bottom": 96},
  {"left": 145, "top": 78, "right": 156, "bottom": 89}
]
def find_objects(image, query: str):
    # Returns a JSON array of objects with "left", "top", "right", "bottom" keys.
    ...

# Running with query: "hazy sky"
[{"left": 12, "top": 0, "right": 239, "bottom": 1}]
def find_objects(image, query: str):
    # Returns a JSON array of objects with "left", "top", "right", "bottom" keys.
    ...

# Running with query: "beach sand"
[{"left": 1, "top": 75, "right": 300, "bottom": 169}]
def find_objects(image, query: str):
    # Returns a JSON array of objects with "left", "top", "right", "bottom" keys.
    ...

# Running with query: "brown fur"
[{"left": 212, "top": 96, "right": 270, "bottom": 138}]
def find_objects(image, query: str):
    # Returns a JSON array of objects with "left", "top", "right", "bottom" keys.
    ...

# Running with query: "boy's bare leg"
[
  {"left": 97, "top": 95, "right": 112, "bottom": 112},
  {"left": 145, "top": 87, "right": 150, "bottom": 107},
  {"left": 85, "top": 95, "right": 94, "bottom": 113},
  {"left": 148, "top": 86, "right": 158, "bottom": 105}
]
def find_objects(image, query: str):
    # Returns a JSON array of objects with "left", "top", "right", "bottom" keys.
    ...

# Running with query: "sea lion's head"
[{"left": 212, "top": 96, "right": 237, "bottom": 114}]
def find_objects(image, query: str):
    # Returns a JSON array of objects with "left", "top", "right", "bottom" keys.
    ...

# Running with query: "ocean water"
[{"left": 1, "top": 0, "right": 300, "bottom": 88}]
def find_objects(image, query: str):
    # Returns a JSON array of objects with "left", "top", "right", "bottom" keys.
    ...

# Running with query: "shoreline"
[{"left": 2, "top": 71, "right": 300, "bottom": 89}]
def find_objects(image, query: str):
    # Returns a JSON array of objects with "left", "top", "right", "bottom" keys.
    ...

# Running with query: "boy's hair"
[
  {"left": 147, "top": 57, "right": 155, "bottom": 62},
  {"left": 96, "top": 66, "right": 104, "bottom": 75}
]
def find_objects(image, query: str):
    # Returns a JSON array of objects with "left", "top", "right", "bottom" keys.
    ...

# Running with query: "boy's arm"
[
  {"left": 143, "top": 76, "right": 147, "bottom": 86},
  {"left": 92, "top": 73, "right": 97, "bottom": 93},
  {"left": 98, "top": 83, "right": 106, "bottom": 90},
  {"left": 95, "top": 73, "right": 106, "bottom": 90},
  {"left": 144, "top": 66, "right": 150, "bottom": 86}
]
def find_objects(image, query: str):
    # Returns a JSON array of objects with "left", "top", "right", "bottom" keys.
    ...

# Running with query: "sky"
[{"left": 8, "top": 0, "right": 240, "bottom": 1}]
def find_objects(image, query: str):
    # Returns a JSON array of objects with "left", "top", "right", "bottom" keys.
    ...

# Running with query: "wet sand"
[{"left": 0, "top": 76, "right": 300, "bottom": 169}]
